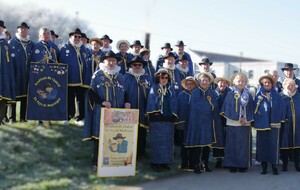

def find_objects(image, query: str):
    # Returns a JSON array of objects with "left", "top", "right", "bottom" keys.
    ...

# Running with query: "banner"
[
  {"left": 27, "top": 63, "right": 68, "bottom": 120},
  {"left": 98, "top": 108, "right": 139, "bottom": 177}
]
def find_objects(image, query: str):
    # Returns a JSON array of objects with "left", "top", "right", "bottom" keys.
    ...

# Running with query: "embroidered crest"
[{"left": 35, "top": 49, "right": 40, "bottom": 54}]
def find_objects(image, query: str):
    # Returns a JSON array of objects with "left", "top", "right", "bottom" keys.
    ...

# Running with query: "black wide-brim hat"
[
  {"left": 113, "top": 133, "right": 126, "bottom": 140},
  {"left": 179, "top": 54, "right": 189, "bottom": 62},
  {"left": 161, "top": 42, "right": 173, "bottom": 51},
  {"left": 281, "top": 63, "right": 297, "bottom": 71},
  {"left": 69, "top": 28, "right": 82, "bottom": 37},
  {"left": 0, "top": 20, "right": 6, "bottom": 28},
  {"left": 127, "top": 56, "right": 147, "bottom": 68},
  {"left": 17, "top": 22, "right": 30, "bottom": 29},
  {"left": 175, "top": 40, "right": 186, "bottom": 46},
  {"left": 100, "top": 34, "right": 113, "bottom": 43},
  {"left": 163, "top": 52, "right": 176, "bottom": 59},
  {"left": 130, "top": 40, "right": 144, "bottom": 48},
  {"left": 50, "top": 30, "right": 59, "bottom": 38},
  {"left": 100, "top": 50, "right": 121, "bottom": 62},
  {"left": 199, "top": 58, "right": 213, "bottom": 65}
]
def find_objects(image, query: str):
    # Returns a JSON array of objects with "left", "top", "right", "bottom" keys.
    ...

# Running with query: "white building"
[{"left": 188, "top": 49, "right": 299, "bottom": 87}]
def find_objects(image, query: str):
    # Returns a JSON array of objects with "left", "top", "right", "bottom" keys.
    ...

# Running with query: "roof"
[{"left": 190, "top": 49, "right": 269, "bottom": 63}]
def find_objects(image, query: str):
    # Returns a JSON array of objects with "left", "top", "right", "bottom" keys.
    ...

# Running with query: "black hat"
[
  {"left": 50, "top": 30, "right": 59, "bottom": 38},
  {"left": 175, "top": 40, "right": 186, "bottom": 46},
  {"left": 199, "top": 58, "right": 213, "bottom": 65},
  {"left": 281, "top": 63, "right": 296, "bottom": 71},
  {"left": 113, "top": 133, "right": 126, "bottom": 140},
  {"left": 163, "top": 52, "right": 176, "bottom": 59},
  {"left": 127, "top": 56, "right": 147, "bottom": 68},
  {"left": 0, "top": 20, "right": 6, "bottom": 28},
  {"left": 69, "top": 28, "right": 82, "bottom": 37},
  {"left": 130, "top": 40, "right": 144, "bottom": 48},
  {"left": 179, "top": 54, "right": 189, "bottom": 62},
  {"left": 100, "top": 50, "right": 121, "bottom": 62},
  {"left": 100, "top": 34, "right": 113, "bottom": 43},
  {"left": 161, "top": 42, "right": 173, "bottom": 51},
  {"left": 17, "top": 22, "right": 30, "bottom": 29}
]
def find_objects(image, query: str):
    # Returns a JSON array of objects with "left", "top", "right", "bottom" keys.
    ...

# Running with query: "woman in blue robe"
[
  {"left": 115, "top": 40, "right": 133, "bottom": 75},
  {"left": 280, "top": 78, "right": 300, "bottom": 172},
  {"left": 221, "top": 73, "right": 254, "bottom": 173},
  {"left": 140, "top": 48, "right": 155, "bottom": 83},
  {"left": 185, "top": 72, "right": 219, "bottom": 173},
  {"left": 122, "top": 56, "right": 151, "bottom": 161},
  {"left": 146, "top": 68, "right": 177, "bottom": 172},
  {"left": 82, "top": 51, "right": 130, "bottom": 169},
  {"left": 254, "top": 74, "right": 284, "bottom": 175},
  {"left": 176, "top": 76, "right": 198, "bottom": 169}
]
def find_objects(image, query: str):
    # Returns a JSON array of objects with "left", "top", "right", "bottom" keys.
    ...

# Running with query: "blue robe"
[
  {"left": 9, "top": 37, "right": 34, "bottom": 98},
  {"left": 146, "top": 83, "right": 177, "bottom": 164},
  {"left": 185, "top": 87, "right": 220, "bottom": 147},
  {"left": 166, "top": 68, "right": 181, "bottom": 96},
  {"left": 221, "top": 90, "right": 254, "bottom": 168},
  {"left": 0, "top": 39, "right": 14, "bottom": 101},
  {"left": 59, "top": 41, "right": 88, "bottom": 86},
  {"left": 281, "top": 92, "right": 300, "bottom": 149},
  {"left": 122, "top": 72, "right": 151, "bottom": 128},
  {"left": 143, "top": 60, "right": 155, "bottom": 83},
  {"left": 177, "top": 90, "right": 192, "bottom": 143},
  {"left": 254, "top": 89, "right": 284, "bottom": 164},
  {"left": 31, "top": 41, "right": 60, "bottom": 63},
  {"left": 174, "top": 52, "right": 194, "bottom": 76},
  {"left": 82, "top": 50, "right": 101, "bottom": 88},
  {"left": 174, "top": 67, "right": 191, "bottom": 95},
  {"left": 82, "top": 70, "right": 125, "bottom": 140},
  {"left": 155, "top": 55, "right": 164, "bottom": 72},
  {"left": 116, "top": 52, "right": 133, "bottom": 75}
]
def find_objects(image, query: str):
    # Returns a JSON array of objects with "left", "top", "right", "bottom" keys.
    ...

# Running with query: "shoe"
[
  {"left": 193, "top": 166, "right": 201, "bottom": 174},
  {"left": 75, "top": 120, "right": 84, "bottom": 126},
  {"left": 215, "top": 160, "right": 222, "bottom": 168},
  {"left": 255, "top": 160, "right": 261, "bottom": 165},
  {"left": 63, "top": 120, "right": 70, "bottom": 126},
  {"left": 272, "top": 165, "right": 279, "bottom": 175},
  {"left": 282, "top": 161, "right": 288, "bottom": 172},
  {"left": 204, "top": 164, "right": 212, "bottom": 172},
  {"left": 37, "top": 121, "right": 43, "bottom": 126},
  {"left": 229, "top": 167, "right": 237, "bottom": 173},
  {"left": 261, "top": 162, "right": 267, "bottom": 175},
  {"left": 9, "top": 119, "right": 16, "bottom": 124},
  {"left": 151, "top": 164, "right": 162, "bottom": 173},
  {"left": 238, "top": 168, "right": 247, "bottom": 173},
  {"left": 295, "top": 164, "right": 300, "bottom": 172}
]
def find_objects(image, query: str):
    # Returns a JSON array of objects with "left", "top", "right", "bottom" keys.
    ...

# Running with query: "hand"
[
  {"left": 239, "top": 118, "right": 247, "bottom": 126},
  {"left": 124, "top": 102, "right": 131, "bottom": 109},
  {"left": 102, "top": 101, "right": 111, "bottom": 108}
]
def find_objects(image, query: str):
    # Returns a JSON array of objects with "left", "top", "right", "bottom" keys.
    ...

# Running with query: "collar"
[
  {"left": 283, "top": 89, "right": 297, "bottom": 97},
  {"left": 15, "top": 33, "right": 30, "bottom": 42},
  {"left": 128, "top": 68, "right": 145, "bottom": 77},
  {"left": 176, "top": 64, "right": 189, "bottom": 73},
  {"left": 0, "top": 33, "right": 5, "bottom": 39},
  {"left": 99, "top": 63, "right": 121, "bottom": 75},
  {"left": 163, "top": 63, "right": 175, "bottom": 70},
  {"left": 101, "top": 45, "right": 112, "bottom": 53},
  {"left": 69, "top": 40, "right": 83, "bottom": 48}
]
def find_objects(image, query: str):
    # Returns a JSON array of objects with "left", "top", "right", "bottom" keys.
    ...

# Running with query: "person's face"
[
  {"left": 179, "top": 60, "right": 188, "bottom": 69},
  {"left": 285, "top": 82, "right": 297, "bottom": 94},
  {"left": 41, "top": 30, "right": 51, "bottom": 42},
  {"left": 199, "top": 76, "right": 210, "bottom": 90},
  {"left": 162, "top": 48, "right": 171, "bottom": 55},
  {"left": 120, "top": 43, "right": 128, "bottom": 53},
  {"left": 164, "top": 57, "right": 175, "bottom": 66},
  {"left": 271, "top": 71, "right": 279, "bottom": 82},
  {"left": 176, "top": 45, "right": 184, "bottom": 53},
  {"left": 81, "top": 37, "right": 88, "bottom": 45},
  {"left": 185, "top": 81, "right": 196, "bottom": 92},
  {"left": 0, "top": 26, "right": 4, "bottom": 35},
  {"left": 284, "top": 68, "right": 294, "bottom": 78},
  {"left": 72, "top": 34, "right": 82, "bottom": 44},
  {"left": 132, "top": 45, "right": 141, "bottom": 53},
  {"left": 103, "top": 57, "right": 117, "bottom": 70},
  {"left": 91, "top": 41, "right": 101, "bottom": 52},
  {"left": 234, "top": 75, "right": 246, "bottom": 91},
  {"left": 159, "top": 74, "right": 169, "bottom": 86},
  {"left": 261, "top": 78, "right": 272, "bottom": 91},
  {"left": 217, "top": 80, "right": 227, "bottom": 92},
  {"left": 18, "top": 26, "right": 28, "bottom": 38},
  {"left": 201, "top": 63, "right": 210, "bottom": 72},
  {"left": 102, "top": 39, "right": 110, "bottom": 48},
  {"left": 131, "top": 62, "right": 143, "bottom": 73},
  {"left": 51, "top": 35, "right": 56, "bottom": 42},
  {"left": 142, "top": 52, "right": 150, "bottom": 61}
]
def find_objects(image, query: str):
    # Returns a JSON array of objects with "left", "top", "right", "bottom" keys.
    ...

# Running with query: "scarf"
[
  {"left": 99, "top": 63, "right": 121, "bottom": 75},
  {"left": 101, "top": 45, "right": 112, "bottom": 53},
  {"left": 232, "top": 86, "right": 249, "bottom": 107},
  {"left": 16, "top": 33, "right": 30, "bottom": 42},
  {"left": 128, "top": 68, "right": 145, "bottom": 77},
  {"left": 176, "top": 64, "right": 189, "bottom": 73},
  {"left": 283, "top": 89, "right": 297, "bottom": 97}
]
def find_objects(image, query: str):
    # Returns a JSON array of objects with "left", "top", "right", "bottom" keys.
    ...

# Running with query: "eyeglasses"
[
  {"left": 74, "top": 35, "right": 82, "bottom": 39},
  {"left": 133, "top": 64, "right": 142, "bottom": 67},
  {"left": 160, "top": 76, "right": 169, "bottom": 80}
]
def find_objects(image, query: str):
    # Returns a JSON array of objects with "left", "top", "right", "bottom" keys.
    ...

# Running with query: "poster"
[
  {"left": 27, "top": 63, "right": 68, "bottom": 120},
  {"left": 97, "top": 108, "right": 139, "bottom": 177}
]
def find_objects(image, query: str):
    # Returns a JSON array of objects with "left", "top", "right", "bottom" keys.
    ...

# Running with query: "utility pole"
[{"left": 239, "top": 51, "right": 243, "bottom": 72}]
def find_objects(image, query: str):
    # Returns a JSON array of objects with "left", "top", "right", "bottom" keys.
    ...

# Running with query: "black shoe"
[
  {"left": 194, "top": 166, "right": 201, "bottom": 174},
  {"left": 151, "top": 164, "right": 162, "bottom": 173},
  {"left": 261, "top": 162, "right": 267, "bottom": 175},
  {"left": 295, "top": 164, "right": 300, "bottom": 172},
  {"left": 229, "top": 167, "right": 237, "bottom": 173},
  {"left": 272, "top": 165, "right": 279, "bottom": 175},
  {"left": 215, "top": 160, "right": 222, "bottom": 168},
  {"left": 282, "top": 162, "right": 288, "bottom": 172},
  {"left": 238, "top": 167, "right": 247, "bottom": 173},
  {"left": 204, "top": 164, "right": 212, "bottom": 172},
  {"left": 161, "top": 164, "right": 171, "bottom": 171}
]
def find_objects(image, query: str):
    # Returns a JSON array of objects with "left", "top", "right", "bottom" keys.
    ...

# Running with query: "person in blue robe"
[
  {"left": 140, "top": 48, "right": 155, "bottom": 83},
  {"left": 212, "top": 77, "right": 231, "bottom": 168},
  {"left": 254, "top": 74, "right": 284, "bottom": 175},
  {"left": 280, "top": 78, "right": 300, "bottom": 172},
  {"left": 174, "top": 54, "right": 191, "bottom": 95},
  {"left": 82, "top": 50, "right": 130, "bottom": 170},
  {"left": 155, "top": 42, "right": 173, "bottom": 71},
  {"left": 198, "top": 58, "right": 217, "bottom": 90},
  {"left": 185, "top": 72, "right": 219, "bottom": 174},
  {"left": 280, "top": 63, "right": 300, "bottom": 93},
  {"left": 173, "top": 41, "right": 194, "bottom": 76},
  {"left": 176, "top": 76, "right": 198, "bottom": 170},
  {"left": 9, "top": 22, "right": 34, "bottom": 122},
  {"left": 146, "top": 68, "right": 177, "bottom": 172},
  {"left": 115, "top": 40, "right": 132, "bottom": 75},
  {"left": 221, "top": 73, "right": 254, "bottom": 173},
  {"left": 122, "top": 56, "right": 151, "bottom": 161},
  {"left": 59, "top": 28, "right": 88, "bottom": 126},
  {"left": 0, "top": 20, "right": 15, "bottom": 124}
]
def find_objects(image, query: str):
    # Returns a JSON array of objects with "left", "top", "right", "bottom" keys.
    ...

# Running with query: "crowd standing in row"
[{"left": 1, "top": 20, "right": 300, "bottom": 176}]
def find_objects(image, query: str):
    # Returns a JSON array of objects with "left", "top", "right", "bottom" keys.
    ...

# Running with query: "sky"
[{"left": 3, "top": 0, "right": 300, "bottom": 64}]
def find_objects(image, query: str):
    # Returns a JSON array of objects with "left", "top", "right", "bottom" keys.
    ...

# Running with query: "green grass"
[{"left": 0, "top": 121, "right": 183, "bottom": 190}]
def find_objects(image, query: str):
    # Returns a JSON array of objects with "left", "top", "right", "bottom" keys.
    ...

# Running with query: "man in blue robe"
[
  {"left": 173, "top": 41, "right": 194, "bottom": 76},
  {"left": 155, "top": 42, "right": 173, "bottom": 71}
]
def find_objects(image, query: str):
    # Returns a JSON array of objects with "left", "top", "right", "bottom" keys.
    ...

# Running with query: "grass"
[{"left": 0, "top": 121, "right": 183, "bottom": 190}]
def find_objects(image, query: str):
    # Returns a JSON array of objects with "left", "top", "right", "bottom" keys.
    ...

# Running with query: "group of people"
[{"left": 1, "top": 20, "right": 300, "bottom": 176}]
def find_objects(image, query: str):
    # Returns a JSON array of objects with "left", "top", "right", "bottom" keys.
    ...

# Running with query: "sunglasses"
[
  {"left": 133, "top": 64, "right": 142, "bottom": 67},
  {"left": 160, "top": 76, "right": 169, "bottom": 80},
  {"left": 74, "top": 35, "right": 82, "bottom": 39}
]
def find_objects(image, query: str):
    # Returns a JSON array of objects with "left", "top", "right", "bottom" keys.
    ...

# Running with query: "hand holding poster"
[{"left": 98, "top": 108, "right": 139, "bottom": 177}]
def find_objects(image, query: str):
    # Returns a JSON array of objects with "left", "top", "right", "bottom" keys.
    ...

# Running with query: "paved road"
[{"left": 111, "top": 163, "right": 300, "bottom": 190}]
